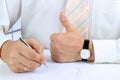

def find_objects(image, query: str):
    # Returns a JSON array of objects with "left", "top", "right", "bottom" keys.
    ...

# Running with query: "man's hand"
[
  {"left": 1, "top": 38, "right": 45, "bottom": 73},
  {"left": 50, "top": 12, "right": 85, "bottom": 62}
]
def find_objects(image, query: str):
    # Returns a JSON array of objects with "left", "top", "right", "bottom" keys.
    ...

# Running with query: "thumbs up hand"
[{"left": 50, "top": 12, "right": 84, "bottom": 62}]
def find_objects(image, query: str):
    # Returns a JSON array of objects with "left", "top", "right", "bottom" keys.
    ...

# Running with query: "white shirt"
[{"left": 0, "top": 0, "right": 120, "bottom": 63}]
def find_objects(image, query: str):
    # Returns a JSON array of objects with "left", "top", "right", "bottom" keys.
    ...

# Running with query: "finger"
[
  {"left": 19, "top": 40, "right": 46, "bottom": 63},
  {"left": 50, "top": 49, "right": 59, "bottom": 62},
  {"left": 26, "top": 38, "right": 44, "bottom": 53},
  {"left": 40, "top": 53, "right": 46, "bottom": 64},
  {"left": 18, "top": 64, "right": 28, "bottom": 72},
  {"left": 15, "top": 62, "right": 29, "bottom": 72},
  {"left": 50, "top": 44, "right": 63, "bottom": 62},
  {"left": 50, "top": 33, "right": 62, "bottom": 43},
  {"left": 51, "top": 55, "right": 59, "bottom": 62},
  {"left": 7, "top": 60, "right": 27, "bottom": 73},
  {"left": 18, "top": 53, "right": 41, "bottom": 71},
  {"left": 60, "top": 12, "right": 76, "bottom": 32},
  {"left": 19, "top": 43, "right": 43, "bottom": 63},
  {"left": 50, "top": 44, "right": 57, "bottom": 56},
  {"left": 50, "top": 42, "right": 59, "bottom": 53},
  {"left": 10, "top": 67, "right": 25, "bottom": 73}
]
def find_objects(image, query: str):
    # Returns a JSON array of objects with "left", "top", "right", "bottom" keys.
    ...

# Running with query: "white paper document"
[{"left": 0, "top": 50, "right": 120, "bottom": 80}]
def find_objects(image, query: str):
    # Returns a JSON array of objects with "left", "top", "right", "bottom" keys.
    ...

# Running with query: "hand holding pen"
[
  {"left": 19, "top": 37, "right": 48, "bottom": 68},
  {"left": 1, "top": 38, "right": 47, "bottom": 73}
]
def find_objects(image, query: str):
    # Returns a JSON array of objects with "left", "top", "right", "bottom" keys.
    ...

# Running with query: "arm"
[
  {"left": 0, "top": 0, "right": 46, "bottom": 73},
  {"left": 50, "top": 12, "right": 120, "bottom": 63},
  {"left": 0, "top": 0, "right": 21, "bottom": 57},
  {"left": 50, "top": 12, "right": 94, "bottom": 62}
]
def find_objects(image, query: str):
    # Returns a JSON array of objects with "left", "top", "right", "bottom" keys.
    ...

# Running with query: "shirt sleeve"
[
  {"left": 93, "top": 38, "right": 120, "bottom": 64},
  {"left": 0, "top": 0, "right": 21, "bottom": 48}
]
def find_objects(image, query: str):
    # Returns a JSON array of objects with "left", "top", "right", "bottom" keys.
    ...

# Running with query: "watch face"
[{"left": 80, "top": 49, "right": 90, "bottom": 59}]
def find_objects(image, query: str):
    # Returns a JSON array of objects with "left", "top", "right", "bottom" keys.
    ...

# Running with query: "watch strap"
[
  {"left": 83, "top": 39, "right": 89, "bottom": 49},
  {"left": 81, "top": 59, "right": 88, "bottom": 62}
]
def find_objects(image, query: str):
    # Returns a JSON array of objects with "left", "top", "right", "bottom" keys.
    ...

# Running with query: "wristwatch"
[{"left": 80, "top": 39, "right": 90, "bottom": 62}]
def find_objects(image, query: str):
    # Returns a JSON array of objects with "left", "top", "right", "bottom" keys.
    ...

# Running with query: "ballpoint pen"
[{"left": 19, "top": 37, "right": 48, "bottom": 68}]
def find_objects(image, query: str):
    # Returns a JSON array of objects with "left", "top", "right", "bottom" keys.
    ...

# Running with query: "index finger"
[{"left": 26, "top": 38, "right": 44, "bottom": 54}]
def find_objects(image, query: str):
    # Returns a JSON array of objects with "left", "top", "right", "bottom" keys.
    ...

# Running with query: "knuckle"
[
  {"left": 50, "top": 43, "right": 60, "bottom": 52},
  {"left": 29, "top": 53, "right": 36, "bottom": 59},
  {"left": 50, "top": 33, "right": 60, "bottom": 42}
]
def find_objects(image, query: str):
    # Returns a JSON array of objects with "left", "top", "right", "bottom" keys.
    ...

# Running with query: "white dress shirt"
[{"left": 0, "top": 0, "right": 120, "bottom": 63}]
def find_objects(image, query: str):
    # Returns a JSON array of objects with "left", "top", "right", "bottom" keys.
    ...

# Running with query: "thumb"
[{"left": 60, "top": 12, "right": 76, "bottom": 32}]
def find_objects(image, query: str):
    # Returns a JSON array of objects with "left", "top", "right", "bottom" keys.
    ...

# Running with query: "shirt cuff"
[{"left": 93, "top": 40, "right": 120, "bottom": 64}]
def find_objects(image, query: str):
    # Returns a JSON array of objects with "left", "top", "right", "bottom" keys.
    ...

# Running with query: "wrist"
[
  {"left": 0, "top": 40, "right": 13, "bottom": 62},
  {"left": 88, "top": 40, "right": 95, "bottom": 62},
  {"left": 79, "top": 39, "right": 95, "bottom": 62}
]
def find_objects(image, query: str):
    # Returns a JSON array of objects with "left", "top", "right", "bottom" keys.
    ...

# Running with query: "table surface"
[{"left": 0, "top": 50, "right": 120, "bottom": 80}]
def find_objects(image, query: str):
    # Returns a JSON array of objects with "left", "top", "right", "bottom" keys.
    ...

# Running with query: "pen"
[{"left": 19, "top": 37, "right": 48, "bottom": 68}]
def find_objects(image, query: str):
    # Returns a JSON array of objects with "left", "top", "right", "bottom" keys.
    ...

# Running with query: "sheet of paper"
[
  {"left": 0, "top": 50, "right": 82, "bottom": 80},
  {"left": 0, "top": 50, "right": 120, "bottom": 80}
]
